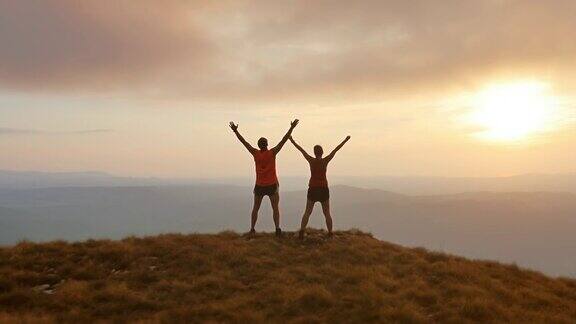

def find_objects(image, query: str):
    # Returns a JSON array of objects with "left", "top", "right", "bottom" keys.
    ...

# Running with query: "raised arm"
[
  {"left": 229, "top": 122, "right": 256, "bottom": 154},
  {"left": 289, "top": 136, "right": 313, "bottom": 161},
  {"left": 272, "top": 119, "right": 299, "bottom": 154},
  {"left": 325, "top": 135, "right": 351, "bottom": 162}
]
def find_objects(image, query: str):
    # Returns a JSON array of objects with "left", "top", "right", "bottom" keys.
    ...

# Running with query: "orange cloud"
[
  {"left": 0, "top": 0, "right": 212, "bottom": 91},
  {"left": 1, "top": 0, "right": 576, "bottom": 102}
]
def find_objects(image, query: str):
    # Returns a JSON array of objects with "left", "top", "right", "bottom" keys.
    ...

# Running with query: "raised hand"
[
  {"left": 229, "top": 121, "right": 239, "bottom": 132},
  {"left": 289, "top": 135, "right": 312, "bottom": 160},
  {"left": 229, "top": 121, "right": 256, "bottom": 153},
  {"left": 326, "top": 134, "right": 351, "bottom": 162},
  {"left": 273, "top": 119, "right": 299, "bottom": 154}
]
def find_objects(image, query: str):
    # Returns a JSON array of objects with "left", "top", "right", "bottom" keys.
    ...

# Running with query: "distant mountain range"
[
  {"left": 1, "top": 170, "right": 575, "bottom": 194},
  {"left": 0, "top": 170, "right": 168, "bottom": 190},
  {"left": 339, "top": 173, "right": 576, "bottom": 194}
]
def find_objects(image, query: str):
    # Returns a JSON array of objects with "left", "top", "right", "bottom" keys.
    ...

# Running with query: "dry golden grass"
[{"left": 0, "top": 229, "right": 575, "bottom": 323}]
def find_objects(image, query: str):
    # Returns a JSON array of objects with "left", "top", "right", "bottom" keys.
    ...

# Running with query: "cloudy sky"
[{"left": 0, "top": 0, "right": 575, "bottom": 178}]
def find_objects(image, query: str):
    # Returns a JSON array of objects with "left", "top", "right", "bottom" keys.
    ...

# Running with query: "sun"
[{"left": 468, "top": 81, "right": 558, "bottom": 142}]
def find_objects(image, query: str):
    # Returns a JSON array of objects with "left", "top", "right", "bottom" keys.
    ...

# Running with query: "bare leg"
[
  {"left": 300, "top": 199, "right": 315, "bottom": 232},
  {"left": 251, "top": 194, "right": 264, "bottom": 231},
  {"left": 321, "top": 199, "right": 333, "bottom": 234},
  {"left": 269, "top": 192, "right": 281, "bottom": 230}
]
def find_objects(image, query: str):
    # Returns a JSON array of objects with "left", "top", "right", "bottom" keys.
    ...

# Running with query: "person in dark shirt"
[{"left": 289, "top": 135, "right": 350, "bottom": 239}]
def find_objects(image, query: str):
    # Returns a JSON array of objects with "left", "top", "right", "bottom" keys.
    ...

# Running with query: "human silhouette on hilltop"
[
  {"left": 229, "top": 119, "right": 299, "bottom": 237},
  {"left": 290, "top": 135, "right": 351, "bottom": 239}
]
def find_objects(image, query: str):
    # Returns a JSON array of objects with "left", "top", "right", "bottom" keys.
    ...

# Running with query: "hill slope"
[{"left": 0, "top": 230, "right": 575, "bottom": 323}]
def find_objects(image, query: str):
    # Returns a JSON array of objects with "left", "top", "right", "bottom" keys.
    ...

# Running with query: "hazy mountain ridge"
[
  {"left": 339, "top": 173, "right": 576, "bottom": 194},
  {"left": 0, "top": 170, "right": 232, "bottom": 190},
  {"left": 1, "top": 170, "right": 576, "bottom": 194}
]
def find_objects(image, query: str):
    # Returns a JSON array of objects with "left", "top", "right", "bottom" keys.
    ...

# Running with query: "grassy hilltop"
[{"left": 1, "top": 230, "right": 575, "bottom": 323}]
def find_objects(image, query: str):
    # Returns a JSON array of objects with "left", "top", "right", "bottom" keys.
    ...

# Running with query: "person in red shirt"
[
  {"left": 290, "top": 135, "right": 350, "bottom": 239},
  {"left": 229, "top": 119, "right": 299, "bottom": 237}
]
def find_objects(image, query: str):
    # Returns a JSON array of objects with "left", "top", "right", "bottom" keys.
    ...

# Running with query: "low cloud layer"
[
  {"left": 1, "top": 0, "right": 576, "bottom": 102},
  {"left": 0, "top": 127, "right": 112, "bottom": 135}
]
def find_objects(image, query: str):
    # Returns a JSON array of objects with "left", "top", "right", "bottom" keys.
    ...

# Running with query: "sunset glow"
[
  {"left": 1, "top": 1, "right": 575, "bottom": 177},
  {"left": 469, "top": 81, "right": 558, "bottom": 142}
]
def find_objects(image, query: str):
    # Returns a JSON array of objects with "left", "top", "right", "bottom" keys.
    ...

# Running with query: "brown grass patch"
[{"left": 0, "top": 229, "right": 574, "bottom": 322}]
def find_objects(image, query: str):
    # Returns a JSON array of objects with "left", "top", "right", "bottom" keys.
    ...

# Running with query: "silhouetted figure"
[
  {"left": 290, "top": 135, "right": 350, "bottom": 239},
  {"left": 229, "top": 120, "right": 299, "bottom": 237}
]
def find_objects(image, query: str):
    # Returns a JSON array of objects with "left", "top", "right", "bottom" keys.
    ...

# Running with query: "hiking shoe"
[
  {"left": 275, "top": 228, "right": 282, "bottom": 237},
  {"left": 248, "top": 229, "right": 256, "bottom": 238},
  {"left": 327, "top": 232, "right": 333, "bottom": 239},
  {"left": 298, "top": 230, "right": 305, "bottom": 240}
]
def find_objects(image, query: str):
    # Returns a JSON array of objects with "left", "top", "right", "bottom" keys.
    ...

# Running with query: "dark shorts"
[
  {"left": 254, "top": 183, "right": 279, "bottom": 197},
  {"left": 307, "top": 187, "right": 330, "bottom": 202}
]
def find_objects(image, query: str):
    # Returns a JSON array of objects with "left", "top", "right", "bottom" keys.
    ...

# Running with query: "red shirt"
[
  {"left": 308, "top": 158, "right": 328, "bottom": 187},
  {"left": 252, "top": 150, "right": 278, "bottom": 186}
]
